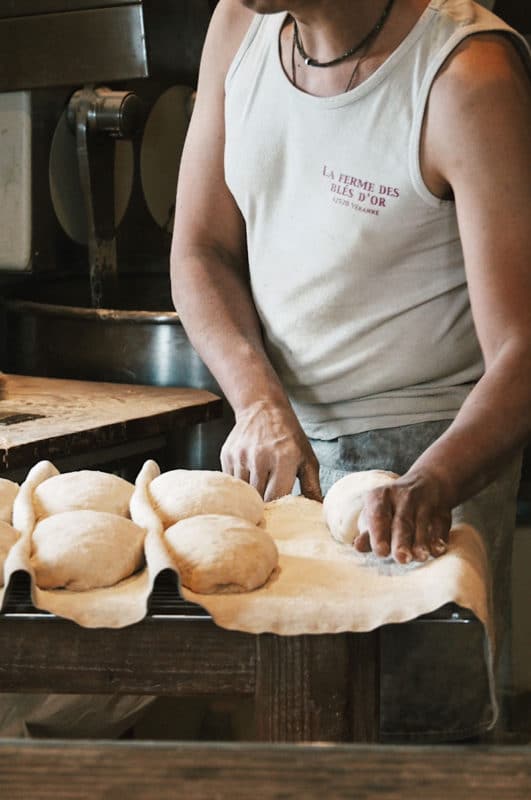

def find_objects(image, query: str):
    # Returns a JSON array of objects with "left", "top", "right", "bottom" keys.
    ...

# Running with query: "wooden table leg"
[{"left": 254, "top": 632, "right": 379, "bottom": 743}]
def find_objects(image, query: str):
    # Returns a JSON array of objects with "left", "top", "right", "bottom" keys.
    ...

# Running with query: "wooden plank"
[
  {"left": 0, "top": 742, "right": 530, "bottom": 800},
  {"left": 0, "top": 614, "right": 374, "bottom": 742},
  {"left": 349, "top": 631, "right": 380, "bottom": 742},
  {"left": 0, "top": 375, "right": 222, "bottom": 471},
  {"left": 254, "top": 633, "right": 368, "bottom": 743},
  {"left": 0, "top": 618, "right": 255, "bottom": 696}
]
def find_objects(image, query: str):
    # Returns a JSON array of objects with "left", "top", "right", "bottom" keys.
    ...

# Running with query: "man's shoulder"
[
  {"left": 422, "top": 29, "right": 530, "bottom": 198},
  {"left": 207, "top": 0, "right": 257, "bottom": 75},
  {"left": 432, "top": 31, "right": 529, "bottom": 110},
  {"left": 214, "top": 0, "right": 256, "bottom": 29}
]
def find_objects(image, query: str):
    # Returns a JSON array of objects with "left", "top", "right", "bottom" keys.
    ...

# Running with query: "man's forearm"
[
  {"left": 408, "top": 342, "right": 531, "bottom": 507},
  {"left": 171, "top": 247, "right": 290, "bottom": 414},
  {"left": 171, "top": 245, "right": 322, "bottom": 499}
]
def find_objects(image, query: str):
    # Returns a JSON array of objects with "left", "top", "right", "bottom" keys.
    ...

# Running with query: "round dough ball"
[
  {"left": 0, "top": 521, "right": 20, "bottom": 587},
  {"left": 33, "top": 471, "right": 134, "bottom": 520},
  {"left": 0, "top": 478, "right": 18, "bottom": 524},
  {"left": 31, "top": 510, "right": 145, "bottom": 591},
  {"left": 323, "top": 470, "right": 398, "bottom": 545},
  {"left": 149, "top": 470, "right": 264, "bottom": 527},
  {"left": 164, "top": 514, "right": 278, "bottom": 594}
]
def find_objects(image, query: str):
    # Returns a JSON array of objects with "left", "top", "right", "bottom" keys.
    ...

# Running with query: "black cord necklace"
[{"left": 293, "top": 0, "right": 395, "bottom": 68}]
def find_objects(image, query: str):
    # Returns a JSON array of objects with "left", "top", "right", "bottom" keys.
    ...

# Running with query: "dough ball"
[
  {"left": 0, "top": 478, "right": 19, "bottom": 524},
  {"left": 164, "top": 514, "right": 278, "bottom": 594},
  {"left": 33, "top": 471, "right": 134, "bottom": 520},
  {"left": 31, "top": 510, "right": 146, "bottom": 591},
  {"left": 324, "top": 470, "right": 398, "bottom": 545},
  {"left": 0, "top": 521, "right": 20, "bottom": 587},
  {"left": 149, "top": 470, "right": 264, "bottom": 527}
]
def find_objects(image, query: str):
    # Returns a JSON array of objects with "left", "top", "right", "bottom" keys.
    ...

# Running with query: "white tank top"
[{"left": 224, "top": 0, "right": 528, "bottom": 438}]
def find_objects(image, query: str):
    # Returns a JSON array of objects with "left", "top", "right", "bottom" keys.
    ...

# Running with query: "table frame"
[{"left": 0, "top": 612, "right": 379, "bottom": 743}]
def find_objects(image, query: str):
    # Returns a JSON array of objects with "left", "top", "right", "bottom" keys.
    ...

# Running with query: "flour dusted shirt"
[{"left": 224, "top": 0, "right": 528, "bottom": 438}]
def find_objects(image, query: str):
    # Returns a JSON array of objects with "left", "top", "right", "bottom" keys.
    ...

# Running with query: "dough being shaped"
[
  {"left": 33, "top": 471, "right": 134, "bottom": 520},
  {"left": 164, "top": 514, "right": 278, "bottom": 594},
  {"left": 31, "top": 510, "right": 145, "bottom": 591},
  {"left": 0, "top": 478, "right": 19, "bottom": 524},
  {"left": 323, "top": 470, "right": 399, "bottom": 545},
  {"left": 149, "top": 470, "right": 264, "bottom": 527},
  {"left": 0, "top": 521, "right": 20, "bottom": 587}
]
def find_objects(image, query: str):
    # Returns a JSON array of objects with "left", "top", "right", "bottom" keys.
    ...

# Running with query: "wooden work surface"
[
  {"left": 0, "top": 374, "right": 222, "bottom": 471},
  {"left": 0, "top": 614, "right": 378, "bottom": 743},
  {"left": 0, "top": 741, "right": 529, "bottom": 800}
]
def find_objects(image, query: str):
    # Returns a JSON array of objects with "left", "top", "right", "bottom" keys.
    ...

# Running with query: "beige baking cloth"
[
  {"left": 1, "top": 459, "right": 492, "bottom": 647},
  {"left": 181, "top": 494, "right": 493, "bottom": 641}
]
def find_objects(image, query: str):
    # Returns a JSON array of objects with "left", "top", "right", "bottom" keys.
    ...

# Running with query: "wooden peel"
[{"left": 0, "top": 372, "right": 6, "bottom": 400}]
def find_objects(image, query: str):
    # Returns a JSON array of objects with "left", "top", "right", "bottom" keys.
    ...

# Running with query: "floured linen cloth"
[
  {"left": 182, "top": 494, "right": 492, "bottom": 639},
  {"left": 1, "top": 458, "right": 492, "bottom": 639}
]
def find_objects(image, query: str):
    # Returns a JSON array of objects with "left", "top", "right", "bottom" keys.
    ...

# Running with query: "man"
[
  {"left": 171, "top": 0, "right": 529, "bottom": 561},
  {"left": 171, "top": 0, "right": 530, "bottom": 738}
]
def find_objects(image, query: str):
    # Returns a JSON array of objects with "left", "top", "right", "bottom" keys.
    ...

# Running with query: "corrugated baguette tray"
[
  {"left": 1, "top": 569, "right": 475, "bottom": 624},
  {"left": 1, "top": 569, "right": 209, "bottom": 618}
]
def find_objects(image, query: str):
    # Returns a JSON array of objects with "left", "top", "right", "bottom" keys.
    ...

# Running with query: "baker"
[{"left": 170, "top": 0, "right": 530, "bottom": 739}]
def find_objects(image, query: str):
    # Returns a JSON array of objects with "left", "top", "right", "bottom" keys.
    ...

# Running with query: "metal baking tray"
[{"left": 1, "top": 568, "right": 475, "bottom": 623}]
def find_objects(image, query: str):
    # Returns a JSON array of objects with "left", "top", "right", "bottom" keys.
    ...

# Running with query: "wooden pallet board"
[{"left": 0, "top": 741, "right": 529, "bottom": 799}]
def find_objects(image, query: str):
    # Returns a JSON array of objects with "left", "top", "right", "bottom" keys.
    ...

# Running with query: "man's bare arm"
[
  {"left": 171, "top": 0, "right": 321, "bottom": 500},
  {"left": 360, "top": 34, "right": 531, "bottom": 562}
]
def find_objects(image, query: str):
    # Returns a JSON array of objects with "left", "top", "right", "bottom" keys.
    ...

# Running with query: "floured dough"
[
  {"left": 323, "top": 470, "right": 399, "bottom": 545},
  {"left": 0, "top": 478, "right": 19, "bottom": 524},
  {"left": 164, "top": 514, "right": 278, "bottom": 594},
  {"left": 149, "top": 470, "right": 264, "bottom": 527},
  {"left": 0, "top": 521, "right": 20, "bottom": 587},
  {"left": 31, "top": 510, "right": 146, "bottom": 591},
  {"left": 33, "top": 471, "right": 134, "bottom": 520}
]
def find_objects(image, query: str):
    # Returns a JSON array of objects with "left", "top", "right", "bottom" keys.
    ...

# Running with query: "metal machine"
[{"left": 0, "top": 0, "right": 229, "bottom": 469}]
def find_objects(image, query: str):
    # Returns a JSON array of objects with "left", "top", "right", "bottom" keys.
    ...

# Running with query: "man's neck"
[
  {"left": 289, "top": 0, "right": 428, "bottom": 64},
  {"left": 277, "top": 0, "right": 431, "bottom": 97}
]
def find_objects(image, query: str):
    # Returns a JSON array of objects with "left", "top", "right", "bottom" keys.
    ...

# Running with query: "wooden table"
[
  {"left": 0, "top": 373, "right": 222, "bottom": 478},
  {"left": 1, "top": 741, "right": 530, "bottom": 799},
  {"left": 0, "top": 602, "right": 379, "bottom": 743},
  {"left": 0, "top": 374, "right": 485, "bottom": 745},
  {"left": 0, "top": 575, "right": 483, "bottom": 745},
  {"left": 0, "top": 372, "right": 377, "bottom": 743},
  {"left": 0, "top": 374, "right": 374, "bottom": 742}
]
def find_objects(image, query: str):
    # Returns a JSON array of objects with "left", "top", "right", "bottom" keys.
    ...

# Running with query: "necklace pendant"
[{"left": 293, "top": 0, "right": 395, "bottom": 71}]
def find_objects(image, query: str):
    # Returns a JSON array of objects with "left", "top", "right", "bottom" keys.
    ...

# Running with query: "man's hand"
[
  {"left": 355, "top": 471, "right": 452, "bottom": 564},
  {"left": 221, "top": 400, "right": 322, "bottom": 502}
]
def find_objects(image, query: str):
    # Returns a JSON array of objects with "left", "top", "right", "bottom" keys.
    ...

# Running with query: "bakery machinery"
[{"left": 0, "top": 0, "right": 229, "bottom": 470}]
